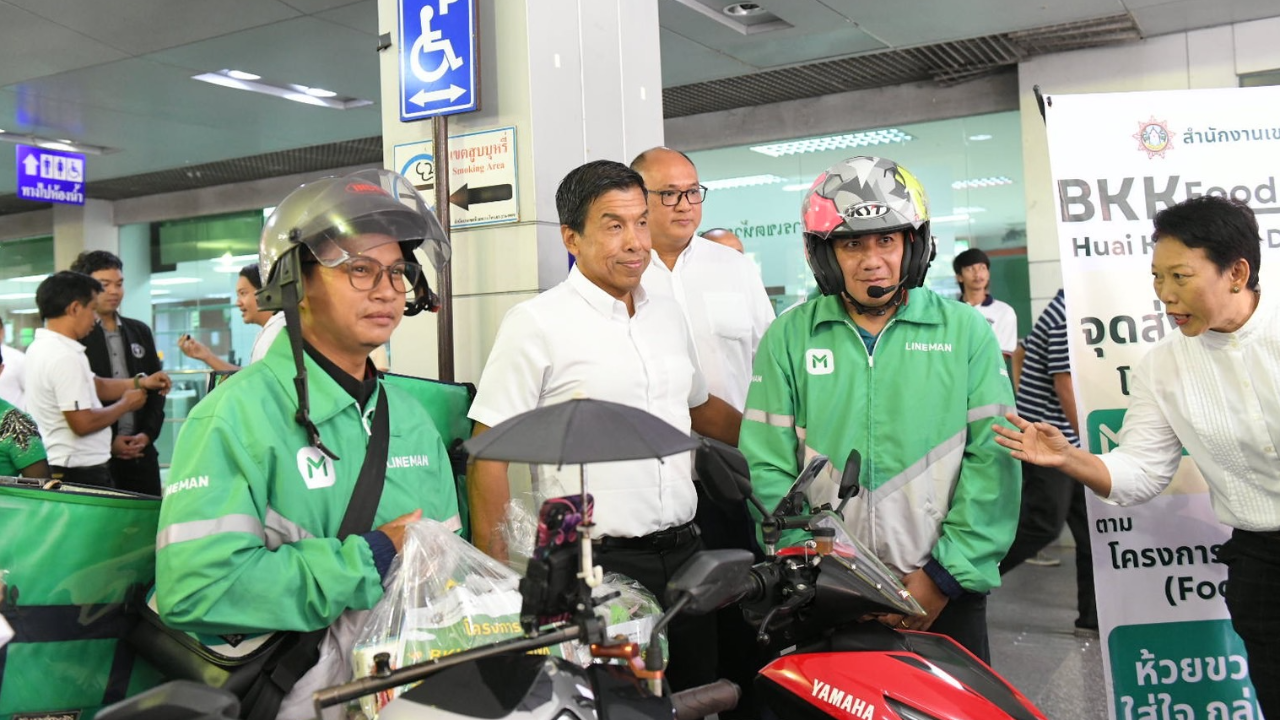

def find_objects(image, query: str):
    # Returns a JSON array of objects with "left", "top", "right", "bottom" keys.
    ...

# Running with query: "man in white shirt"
[
  {"left": 0, "top": 316, "right": 26, "bottom": 409},
  {"left": 467, "top": 160, "right": 741, "bottom": 691},
  {"left": 633, "top": 147, "right": 775, "bottom": 411},
  {"left": 26, "top": 272, "right": 170, "bottom": 487},
  {"left": 954, "top": 248, "right": 1018, "bottom": 357}
]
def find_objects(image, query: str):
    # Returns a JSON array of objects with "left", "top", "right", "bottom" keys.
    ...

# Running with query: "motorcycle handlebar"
[{"left": 671, "top": 680, "right": 741, "bottom": 720}]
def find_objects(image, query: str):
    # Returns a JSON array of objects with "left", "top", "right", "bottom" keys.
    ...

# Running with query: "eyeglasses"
[
  {"left": 653, "top": 185, "right": 709, "bottom": 207},
  {"left": 336, "top": 257, "right": 423, "bottom": 293}
]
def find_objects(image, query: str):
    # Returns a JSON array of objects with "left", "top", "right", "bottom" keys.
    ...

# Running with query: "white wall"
[{"left": 1018, "top": 16, "right": 1280, "bottom": 317}]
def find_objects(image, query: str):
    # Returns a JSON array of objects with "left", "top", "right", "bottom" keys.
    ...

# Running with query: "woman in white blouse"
[{"left": 994, "top": 194, "right": 1279, "bottom": 719}]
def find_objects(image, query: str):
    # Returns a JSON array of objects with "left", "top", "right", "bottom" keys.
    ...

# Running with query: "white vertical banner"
[{"left": 1044, "top": 86, "right": 1280, "bottom": 720}]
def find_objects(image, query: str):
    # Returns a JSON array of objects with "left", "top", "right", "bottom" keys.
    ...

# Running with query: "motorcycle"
[
  {"left": 694, "top": 438, "right": 1049, "bottom": 720},
  {"left": 97, "top": 493, "right": 748, "bottom": 720}
]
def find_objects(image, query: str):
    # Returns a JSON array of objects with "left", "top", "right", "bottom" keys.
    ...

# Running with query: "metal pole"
[{"left": 433, "top": 114, "right": 455, "bottom": 381}]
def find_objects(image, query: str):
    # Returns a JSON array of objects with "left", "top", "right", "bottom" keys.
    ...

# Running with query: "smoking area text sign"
[{"left": 395, "top": 126, "right": 517, "bottom": 228}]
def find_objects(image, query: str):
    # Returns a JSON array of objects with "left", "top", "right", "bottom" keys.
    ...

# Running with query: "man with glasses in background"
[{"left": 632, "top": 147, "right": 774, "bottom": 714}]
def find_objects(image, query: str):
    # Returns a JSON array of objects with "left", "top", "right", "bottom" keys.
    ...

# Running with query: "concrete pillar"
[
  {"left": 376, "top": 0, "right": 665, "bottom": 382},
  {"left": 52, "top": 199, "right": 118, "bottom": 271}
]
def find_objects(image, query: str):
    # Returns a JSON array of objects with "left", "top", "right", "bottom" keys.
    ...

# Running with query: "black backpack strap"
[{"left": 241, "top": 388, "right": 392, "bottom": 719}]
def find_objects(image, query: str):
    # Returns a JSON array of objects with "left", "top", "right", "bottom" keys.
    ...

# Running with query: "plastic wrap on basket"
[
  {"left": 554, "top": 572, "right": 666, "bottom": 667},
  {"left": 500, "top": 492, "right": 538, "bottom": 572},
  {"left": 353, "top": 519, "right": 524, "bottom": 717}
]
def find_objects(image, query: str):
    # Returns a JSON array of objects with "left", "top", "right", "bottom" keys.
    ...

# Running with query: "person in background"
[
  {"left": 999, "top": 289, "right": 1097, "bottom": 636},
  {"left": 467, "top": 160, "right": 742, "bottom": 691},
  {"left": 177, "top": 263, "right": 275, "bottom": 372},
  {"left": 25, "top": 271, "right": 169, "bottom": 488},
  {"left": 0, "top": 343, "right": 48, "bottom": 479},
  {"left": 702, "top": 227, "right": 745, "bottom": 253},
  {"left": 954, "top": 248, "right": 1018, "bottom": 358},
  {"left": 742, "top": 156, "right": 1019, "bottom": 663},
  {"left": 71, "top": 251, "right": 167, "bottom": 496},
  {"left": 995, "top": 195, "right": 1280, "bottom": 718},
  {"left": 0, "top": 317, "right": 26, "bottom": 409}
]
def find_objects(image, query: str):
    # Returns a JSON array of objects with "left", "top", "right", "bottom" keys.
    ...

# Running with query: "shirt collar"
[
  {"left": 809, "top": 288, "right": 941, "bottom": 332},
  {"left": 35, "top": 327, "right": 87, "bottom": 351},
  {"left": 303, "top": 341, "right": 378, "bottom": 406},
  {"left": 1200, "top": 288, "right": 1273, "bottom": 349},
  {"left": 567, "top": 265, "right": 647, "bottom": 319}
]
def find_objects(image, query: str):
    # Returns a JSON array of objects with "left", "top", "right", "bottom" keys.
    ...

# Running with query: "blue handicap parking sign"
[{"left": 399, "top": 0, "right": 478, "bottom": 121}]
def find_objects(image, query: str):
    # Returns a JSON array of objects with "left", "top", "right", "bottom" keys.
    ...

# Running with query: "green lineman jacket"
[
  {"left": 156, "top": 336, "right": 460, "bottom": 636},
  {"left": 742, "top": 288, "right": 1019, "bottom": 595}
]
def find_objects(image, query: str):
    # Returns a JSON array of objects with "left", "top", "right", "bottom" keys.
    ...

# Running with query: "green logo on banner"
[
  {"left": 1109, "top": 620, "right": 1258, "bottom": 719},
  {"left": 1087, "top": 409, "right": 1188, "bottom": 456},
  {"left": 1087, "top": 409, "right": 1127, "bottom": 454}
]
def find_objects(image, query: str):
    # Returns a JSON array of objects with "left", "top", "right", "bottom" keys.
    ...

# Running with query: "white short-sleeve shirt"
[
  {"left": 469, "top": 266, "right": 709, "bottom": 538},
  {"left": 250, "top": 312, "right": 286, "bottom": 364},
  {"left": 642, "top": 236, "right": 775, "bottom": 410},
  {"left": 972, "top": 296, "right": 1018, "bottom": 355},
  {"left": 25, "top": 328, "right": 111, "bottom": 467},
  {"left": 0, "top": 343, "right": 26, "bottom": 409}
]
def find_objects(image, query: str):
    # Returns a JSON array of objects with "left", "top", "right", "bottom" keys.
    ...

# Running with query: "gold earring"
[{"left": 1231, "top": 286, "right": 1241, "bottom": 293}]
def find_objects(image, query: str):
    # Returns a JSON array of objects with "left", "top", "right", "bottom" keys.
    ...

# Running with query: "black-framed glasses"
[
  {"left": 653, "top": 185, "right": 709, "bottom": 207},
  {"left": 337, "top": 257, "right": 423, "bottom": 293}
]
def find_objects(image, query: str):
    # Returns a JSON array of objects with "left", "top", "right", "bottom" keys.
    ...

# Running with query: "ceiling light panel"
[
  {"left": 750, "top": 129, "right": 914, "bottom": 157},
  {"left": 951, "top": 176, "right": 1013, "bottom": 190},
  {"left": 192, "top": 70, "right": 372, "bottom": 110}
]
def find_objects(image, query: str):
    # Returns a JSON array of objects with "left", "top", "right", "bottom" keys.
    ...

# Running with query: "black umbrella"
[
  {"left": 462, "top": 398, "right": 699, "bottom": 466},
  {"left": 462, "top": 399, "right": 699, "bottom": 588}
]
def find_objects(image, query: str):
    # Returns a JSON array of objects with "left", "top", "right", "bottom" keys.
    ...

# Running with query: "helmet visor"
[{"left": 261, "top": 169, "right": 450, "bottom": 277}]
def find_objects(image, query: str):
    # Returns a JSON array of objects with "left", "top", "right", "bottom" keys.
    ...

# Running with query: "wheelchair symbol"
[{"left": 411, "top": 3, "right": 464, "bottom": 84}]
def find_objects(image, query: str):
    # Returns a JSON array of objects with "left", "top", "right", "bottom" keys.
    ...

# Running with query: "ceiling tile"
[
  {"left": 0, "top": 3, "right": 127, "bottom": 86},
  {"left": 4, "top": 0, "right": 301, "bottom": 56},
  {"left": 279, "top": 0, "right": 367, "bottom": 14},
  {"left": 659, "top": 29, "right": 759, "bottom": 86},
  {"left": 822, "top": 0, "right": 1125, "bottom": 47},
  {"left": 314, "top": 0, "right": 378, "bottom": 35},
  {"left": 1130, "top": 0, "right": 1280, "bottom": 36},
  {"left": 145, "top": 16, "right": 382, "bottom": 101},
  {"left": 659, "top": 1, "right": 886, "bottom": 70}
]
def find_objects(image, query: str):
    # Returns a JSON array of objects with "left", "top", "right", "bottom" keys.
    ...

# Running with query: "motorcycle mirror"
[
  {"left": 833, "top": 449, "right": 862, "bottom": 517},
  {"left": 837, "top": 449, "right": 862, "bottom": 500},
  {"left": 664, "top": 549, "right": 756, "bottom": 614},
  {"left": 696, "top": 439, "right": 771, "bottom": 517}
]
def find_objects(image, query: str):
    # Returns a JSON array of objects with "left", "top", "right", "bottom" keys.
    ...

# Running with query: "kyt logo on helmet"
[{"left": 801, "top": 156, "right": 937, "bottom": 316}]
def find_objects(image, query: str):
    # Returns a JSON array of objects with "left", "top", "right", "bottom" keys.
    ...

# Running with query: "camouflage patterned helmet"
[{"left": 800, "top": 156, "right": 935, "bottom": 297}]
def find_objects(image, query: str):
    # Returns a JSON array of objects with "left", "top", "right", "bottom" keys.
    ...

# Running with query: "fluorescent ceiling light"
[
  {"left": 192, "top": 70, "right": 373, "bottom": 110},
  {"left": 750, "top": 129, "right": 914, "bottom": 157},
  {"left": 150, "top": 289, "right": 171, "bottom": 296},
  {"left": 9, "top": 274, "right": 49, "bottom": 283},
  {"left": 10, "top": 309, "right": 39, "bottom": 315},
  {"left": 952, "top": 206, "right": 987, "bottom": 214},
  {"left": 782, "top": 183, "right": 813, "bottom": 192},
  {"left": 0, "top": 293, "right": 36, "bottom": 300},
  {"left": 703, "top": 174, "right": 787, "bottom": 190},
  {"left": 932, "top": 213, "right": 971, "bottom": 223},
  {"left": 951, "top": 176, "right": 1013, "bottom": 190},
  {"left": 151, "top": 277, "right": 202, "bottom": 286},
  {"left": 968, "top": 134, "right": 993, "bottom": 141},
  {"left": 0, "top": 130, "right": 115, "bottom": 155}
]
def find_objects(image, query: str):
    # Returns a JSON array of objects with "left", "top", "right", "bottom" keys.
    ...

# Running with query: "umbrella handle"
[{"left": 579, "top": 532, "right": 604, "bottom": 588}]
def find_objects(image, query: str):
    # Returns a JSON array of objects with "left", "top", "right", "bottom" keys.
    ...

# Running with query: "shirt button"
[{"left": 1266, "top": 446, "right": 1276, "bottom": 455}]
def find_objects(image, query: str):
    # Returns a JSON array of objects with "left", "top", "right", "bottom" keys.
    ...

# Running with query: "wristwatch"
[{"left": 133, "top": 372, "right": 147, "bottom": 390}]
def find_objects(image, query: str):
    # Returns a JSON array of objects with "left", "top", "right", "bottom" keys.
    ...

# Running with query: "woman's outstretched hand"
[{"left": 993, "top": 412, "right": 1074, "bottom": 467}]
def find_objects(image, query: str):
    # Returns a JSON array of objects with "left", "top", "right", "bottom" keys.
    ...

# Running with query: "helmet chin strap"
[{"left": 841, "top": 287, "right": 905, "bottom": 317}]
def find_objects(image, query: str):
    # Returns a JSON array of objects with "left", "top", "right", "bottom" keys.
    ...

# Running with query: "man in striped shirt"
[{"left": 1001, "top": 289, "right": 1097, "bottom": 635}]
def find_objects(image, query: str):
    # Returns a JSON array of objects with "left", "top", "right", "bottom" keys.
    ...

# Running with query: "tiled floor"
[{"left": 990, "top": 545, "right": 1109, "bottom": 720}]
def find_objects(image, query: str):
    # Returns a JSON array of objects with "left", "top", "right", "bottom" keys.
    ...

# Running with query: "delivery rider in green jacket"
[
  {"left": 741, "top": 156, "right": 1019, "bottom": 664},
  {"left": 156, "top": 170, "right": 460, "bottom": 717}
]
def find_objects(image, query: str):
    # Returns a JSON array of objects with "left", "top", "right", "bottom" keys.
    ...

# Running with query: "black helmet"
[
  {"left": 800, "top": 156, "right": 935, "bottom": 303},
  {"left": 257, "top": 168, "right": 450, "bottom": 316}
]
